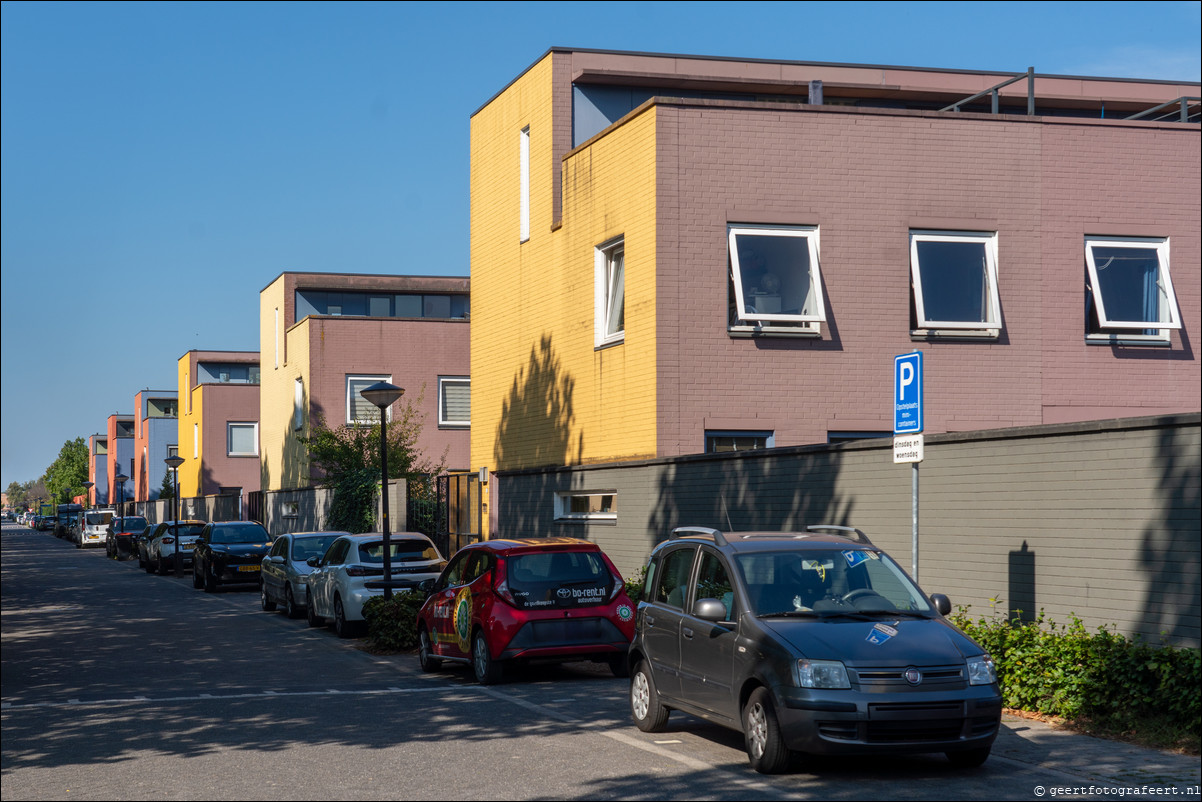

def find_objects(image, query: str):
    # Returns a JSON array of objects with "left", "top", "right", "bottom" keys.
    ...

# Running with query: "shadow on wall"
[
  {"left": 646, "top": 446, "right": 855, "bottom": 550},
  {"left": 492, "top": 335, "right": 582, "bottom": 536},
  {"left": 1139, "top": 424, "right": 1201, "bottom": 646}
]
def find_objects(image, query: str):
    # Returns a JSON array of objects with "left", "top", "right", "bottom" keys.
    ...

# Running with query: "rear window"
[
  {"left": 292, "top": 535, "right": 340, "bottom": 562},
  {"left": 169, "top": 524, "right": 206, "bottom": 538},
  {"left": 358, "top": 540, "right": 440, "bottom": 564},
  {"left": 210, "top": 524, "right": 269, "bottom": 544},
  {"left": 506, "top": 550, "right": 612, "bottom": 610},
  {"left": 88, "top": 512, "right": 117, "bottom": 527}
]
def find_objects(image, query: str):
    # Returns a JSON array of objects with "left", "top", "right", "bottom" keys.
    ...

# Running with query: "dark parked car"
[
  {"left": 628, "top": 526, "right": 1002, "bottom": 774},
  {"left": 192, "top": 521, "right": 273, "bottom": 592},
  {"left": 106, "top": 515, "right": 148, "bottom": 559}
]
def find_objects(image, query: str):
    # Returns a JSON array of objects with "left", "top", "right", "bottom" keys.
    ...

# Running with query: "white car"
[
  {"left": 146, "top": 520, "right": 207, "bottom": 575},
  {"left": 260, "top": 531, "right": 348, "bottom": 618},
  {"left": 306, "top": 532, "right": 446, "bottom": 638}
]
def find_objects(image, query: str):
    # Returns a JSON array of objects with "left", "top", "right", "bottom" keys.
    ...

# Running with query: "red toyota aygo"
[{"left": 415, "top": 538, "right": 636, "bottom": 684}]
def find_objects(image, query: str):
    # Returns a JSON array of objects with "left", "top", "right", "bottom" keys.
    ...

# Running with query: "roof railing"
[
  {"left": 670, "top": 526, "right": 728, "bottom": 546},
  {"left": 1125, "top": 97, "right": 1201, "bottom": 123},
  {"left": 940, "top": 67, "right": 1035, "bottom": 116}
]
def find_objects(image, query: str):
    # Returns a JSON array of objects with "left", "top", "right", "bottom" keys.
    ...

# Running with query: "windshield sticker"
[
  {"left": 843, "top": 550, "right": 871, "bottom": 568},
  {"left": 866, "top": 622, "right": 898, "bottom": 646}
]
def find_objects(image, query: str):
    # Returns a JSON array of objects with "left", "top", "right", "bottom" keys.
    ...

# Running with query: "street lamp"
[
  {"left": 359, "top": 380, "right": 404, "bottom": 600},
  {"left": 165, "top": 455, "right": 184, "bottom": 577},
  {"left": 83, "top": 482, "right": 94, "bottom": 510},
  {"left": 114, "top": 473, "right": 129, "bottom": 518}
]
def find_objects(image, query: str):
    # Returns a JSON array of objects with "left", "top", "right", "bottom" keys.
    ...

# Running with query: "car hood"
[{"left": 760, "top": 615, "right": 981, "bottom": 665}]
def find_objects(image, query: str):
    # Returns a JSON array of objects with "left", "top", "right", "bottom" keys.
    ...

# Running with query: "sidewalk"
[{"left": 995, "top": 712, "right": 1201, "bottom": 796}]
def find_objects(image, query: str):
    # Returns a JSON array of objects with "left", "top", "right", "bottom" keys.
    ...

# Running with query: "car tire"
[
  {"left": 630, "top": 660, "right": 670, "bottom": 732},
  {"left": 192, "top": 564, "right": 204, "bottom": 589},
  {"left": 333, "top": 595, "right": 356, "bottom": 639},
  {"left": 156, "top": 554, "right": 170, "bottom": 576},
  {"left": 284, "top": 585, "right": 302, "bottom": 619},
  {"left": 418, "top": 627, "right": 442, "bottom": 672},
  {"left": 946, "top": 746, "right": 991, "bottom": 768},
  {"left": 744, "top": 687, "right": 792, "bottom": 774},
  {"left": 306, "top": 594, "right": 323, "bottom": 628},
  {"left": 145, "top": 554, "right": 156, "bottom": 574},
  {"left": 203, "top": 564, "right": 218, "bottom": 593},
  {"left": 138, "top": 549, "right": 148, "bottom": 570},
  {"left": 260, "top": 584, "right": 277, "bottom": 612},
  {"left": 472, "top": 630, "right": 503, "bottom": 685},
  {"left": 608, "top": 654, "right": 630, "bottom": 678}
]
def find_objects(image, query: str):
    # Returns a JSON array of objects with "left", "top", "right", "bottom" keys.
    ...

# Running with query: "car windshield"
[
  {"left": 292, "top": 535, "right": 340, "bottom": 562},
  {"left": 358, "top": 540, "right": 440, "bottom": 564},
  {"left": 734, "top": 548, "right": 932, "bottom": 617},
  {"left": 209, "top": 524, "right": 268, "bottom": 544},
  {"left": 506, "top": 550, "right": 612, "bottom": 609}
]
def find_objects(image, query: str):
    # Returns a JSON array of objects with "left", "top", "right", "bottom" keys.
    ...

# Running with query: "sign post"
[{"left": 894, "top": 352, "right": 924, "bottom": 581}]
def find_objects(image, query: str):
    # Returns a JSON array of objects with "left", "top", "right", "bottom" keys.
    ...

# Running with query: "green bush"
[
  {"left": 951, "top": 606, "right": 1201, "bottom": 737},
  {"left": 625, "top": 565, "right": 647, "bottom": 604},
  {"left": 362, "top": 591, "right": 427, "bottom": 651}
]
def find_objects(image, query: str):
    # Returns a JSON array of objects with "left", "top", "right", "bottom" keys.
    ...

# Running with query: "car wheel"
[
  {"left": 608, "top": 653, "right": 630, "bottom": 678},
  {"left": 418, "top": 627, "right": 442, "bottom": 672},
  {"left": 744, "top": 687, "right": 792, "bottom": 774},
  {"left": 630, "top": 661, "right": 670, "bottom": 732},
  {"left": 333, "top": 595, "right": 356, "bottom": 639},
  {"left": 472, "top": 630, "right": 502, "bottom": 685},
  {"left": 946, "top": 746, "right": 991, "bottom": 768},
  {"left": 138, "top": 548, "right": 147, "bottom": 569},
  {"left": 306, "top": 594, "right": 323, "bottom": 628},
  {"left": 156, "top": 553, "right": 170, "bottom": 576},
  {"left": 284, "top": 585, "right": 302, "bottom": 619},
  {"left": 260, "top": 584, "right": 277, "bottom": 612},
  {"left": 144, "top": 553, "right": 156, "bottom": 574},
  {"left": 203, "top": 564, "right": 218, "bottom": 593},
  {"left": 192, "top": 563, "right": 203, "bottom": 589}
]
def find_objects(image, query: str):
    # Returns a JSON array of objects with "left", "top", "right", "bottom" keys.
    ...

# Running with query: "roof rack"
[
  {"left": 669, "top": 526, "right": 729, "bottom": 547},
  {"left": 805, "top": 524, "right": 873, "bottom": 545}
]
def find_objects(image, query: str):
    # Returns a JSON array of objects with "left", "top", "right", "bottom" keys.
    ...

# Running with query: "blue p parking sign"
[{"left": 894, "top": 352, "right": 923, "bottom": 434}]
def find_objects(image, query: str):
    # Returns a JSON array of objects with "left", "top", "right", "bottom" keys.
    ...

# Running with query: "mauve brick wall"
[
  {"left": 653, "top": 103, "right": 1199, "bottom": 455},
  {"left": 199, "top": 384, "right": 261, "bottom": 496}
]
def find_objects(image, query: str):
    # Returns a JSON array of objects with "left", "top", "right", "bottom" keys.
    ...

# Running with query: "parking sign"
[{"left": 894, "top": 352, "right": 923, "bottom": 434}]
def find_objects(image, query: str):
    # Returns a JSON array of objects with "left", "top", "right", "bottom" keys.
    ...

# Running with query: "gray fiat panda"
[{"left": 628, "top": 526, "right": 1002, "bottom": 774}]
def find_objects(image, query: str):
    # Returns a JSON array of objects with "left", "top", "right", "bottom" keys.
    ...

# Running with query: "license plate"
[
  {"left": 180, "top": 544, "right": 194, "bottom": 550},
  {"left": 237, "top": 565, "right": 260, "bottom": 573}
]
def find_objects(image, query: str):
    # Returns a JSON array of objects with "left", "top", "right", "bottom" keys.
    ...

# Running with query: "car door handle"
[
  {"left": 645, "top": 615, "right": 656, "bottom": 627},
  {"left": 682, "top": 627, "right": 695, "bottom": 640}
]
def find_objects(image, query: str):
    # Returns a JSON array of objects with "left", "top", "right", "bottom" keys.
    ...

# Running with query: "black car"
[
  {"left": 628, "top": 525, "right": 1002, "bottom": 774},
  {"left": 191, "top": 521, "right": 272, "bottom": 592},
  {"left": 106, "top": 516, "right": 149, "bottom": 559}
]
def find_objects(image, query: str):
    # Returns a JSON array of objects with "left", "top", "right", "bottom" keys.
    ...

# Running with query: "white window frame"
[
  {"left": 520, "top": 126, "right": 530, "bottom": 242},
  {"left": 438, "top": 377, "right": 470, "bottom": 428},
  {"left": 293, "top": 378, "right": 305, "bottom": 431},
  {"left": 554, "top": 491, "right": 617, "bottom": 523},
  {"left": 594, "top": 237, "right": 625, "bottom": 347},
  {"left": 1085, "top": 236, "right": 1179, "bottom": 345},
  {"left": 728, "top": 225, "right": 826, "bottom": 331},
  {"left": 227, "top": 422, "right": 258, "bottom": 457},
  {"left": 346, "top": 375, "right": 393, "bottom": 425},
  {"left": 909, "top": 230, "right": 1001, "bottom": 335}
]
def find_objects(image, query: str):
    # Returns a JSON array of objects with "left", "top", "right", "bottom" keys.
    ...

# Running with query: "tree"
[
  {"left": 44, "top": 438, "right": 89, "bottom": 505},
  {"left": 159, "top": 469, "right": 176, "bottom": 500},
  {"left": 6, "top": 481, "right": 29, "bottom": 511},
  {"left": 299, "top": 388, "right": 444, "bottom": 533}
]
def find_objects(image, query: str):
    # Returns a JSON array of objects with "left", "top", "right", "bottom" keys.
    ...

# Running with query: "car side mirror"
[
  {"left": 417, "top": 578, "right": 436, "bottom": 595},
  {"left": 694, "top": 598, "right": 728, "bottom": 622},
  {"left": 306, "top": 556, "right": 321, "bottom": 568},
  {"left": 929, "top": 593, "right": 952, "bottom": 616},
  {"left": 270, "top": 556, "right": 285, "bottom": 564}
]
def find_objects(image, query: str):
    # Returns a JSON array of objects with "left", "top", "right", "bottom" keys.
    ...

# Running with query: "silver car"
[
  {"left": 260, "top": 531, "right": 347, "bottom": 618},
  {"left": 146, "top": 520, "right": 207, "bottom": 575}
]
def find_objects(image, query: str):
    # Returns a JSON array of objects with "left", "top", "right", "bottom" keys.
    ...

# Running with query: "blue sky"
[{"left": 2, "top": 0, "right": 1199, "bottom": 490}]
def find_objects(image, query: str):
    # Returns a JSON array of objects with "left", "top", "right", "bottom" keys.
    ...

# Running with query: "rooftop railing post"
[{"left": 1027, "top": 67, "right": 1035, "bottom": 116}]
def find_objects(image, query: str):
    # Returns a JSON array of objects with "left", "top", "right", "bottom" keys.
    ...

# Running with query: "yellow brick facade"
[
  {"left": 470, "top": 53, "right": 660, "bottom": 502},
  {"left": 176, "top": 354, "right": 201, "bottom": 497},
  {"left": 258, "top": 276, "right": 313, "bottom": 491}
]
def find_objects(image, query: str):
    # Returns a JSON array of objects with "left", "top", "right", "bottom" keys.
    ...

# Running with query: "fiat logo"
[{"left": 904, "top": 668, "right": 923, "bottom": 685}]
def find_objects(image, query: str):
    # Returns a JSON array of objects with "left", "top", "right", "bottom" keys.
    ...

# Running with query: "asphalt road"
[{"left": 3, "top": 522, "right": 1199, "bottom": 801}]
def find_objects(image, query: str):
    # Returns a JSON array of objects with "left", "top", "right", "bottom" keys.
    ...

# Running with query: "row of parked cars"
[{"left": 62, "top": 514, "right": 1005, "bottom": 774}]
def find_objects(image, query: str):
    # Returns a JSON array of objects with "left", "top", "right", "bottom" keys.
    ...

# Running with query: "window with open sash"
[
  {"left": 1085, "top": 237, "right": 1179, "bottom": 344},
  {"left": 909, "top": 231, "right": 1001, "bottom": 335},
  {"left": 595, "top": 238, "right": 625, "bottom": 347},
  {"left": 728, "top": 225, "right": 826, "bottom": 334}
]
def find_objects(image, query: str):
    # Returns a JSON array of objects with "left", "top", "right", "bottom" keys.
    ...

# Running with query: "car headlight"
[
  {"left": 966, "top": 655, "right": 997, "bottom": 686},
  {"left": 797, "top": 659, "right": 851, "bottom": 689}
]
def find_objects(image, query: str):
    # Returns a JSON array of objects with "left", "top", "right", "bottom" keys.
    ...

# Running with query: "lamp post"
[
  {"left": 359, "top": 380, "right": 404, "bottom": 599},
  {"left": 83, "top": 481, "right": 94, "bottom": 510},
  {"left": 114, "top": 473, "right": 129, "bottom": 518},
  {"left": 165, "top": 455, "right": 184, "bottom": 576}
]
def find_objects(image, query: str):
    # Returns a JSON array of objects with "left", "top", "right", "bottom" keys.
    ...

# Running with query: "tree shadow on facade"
[
  {"left": 492, "top": 335, "right": 580, "bottom": 536},
  {"left": 1138, "top": 423, "right": 1201, "bottom": 645}
]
